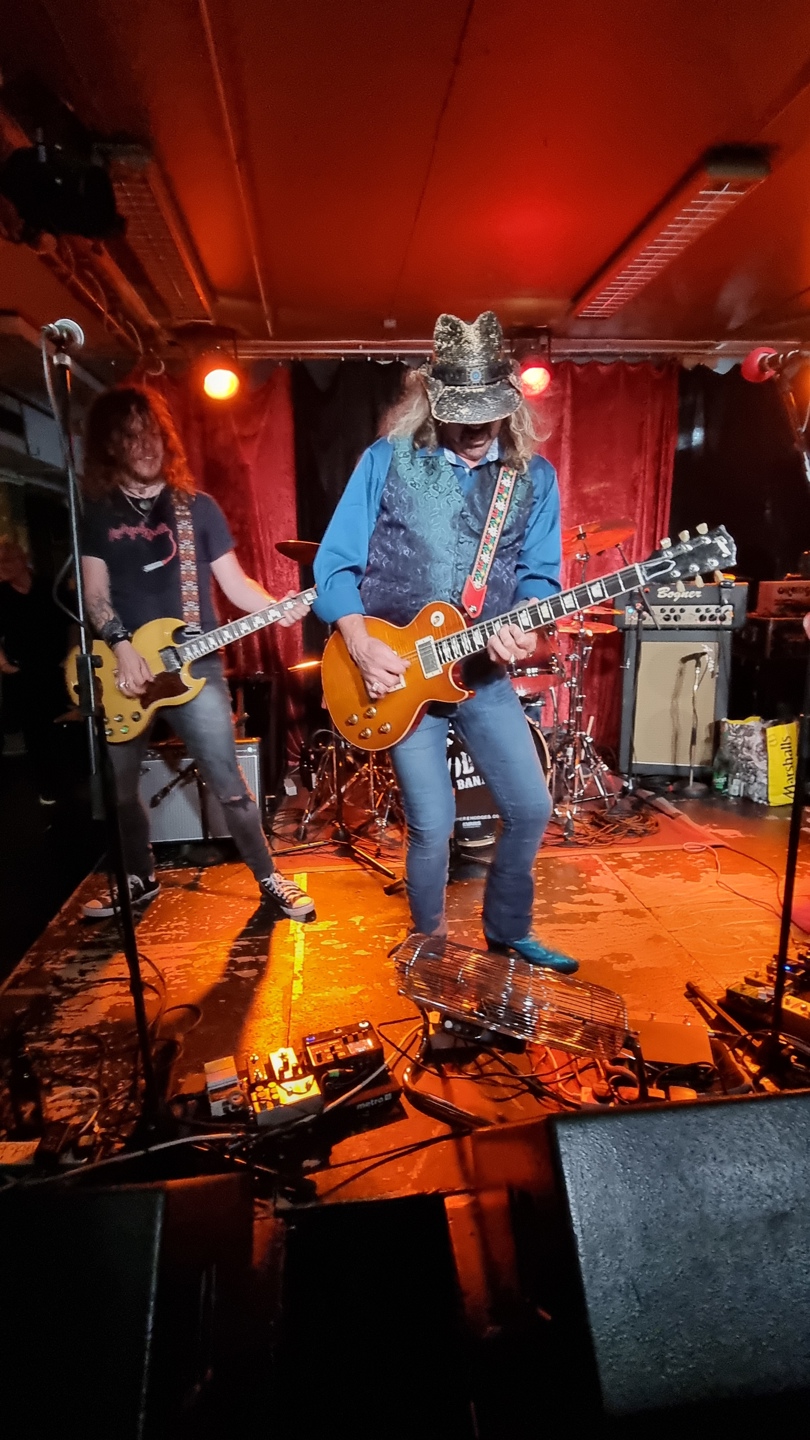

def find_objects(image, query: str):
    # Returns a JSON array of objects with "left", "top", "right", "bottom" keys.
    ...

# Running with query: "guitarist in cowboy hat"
[
  {"left": 78, "top": 384, "right": 315, "bottom": 922},
  {"left": 314, "top": 313, "right": 577, "bottom": 972}
]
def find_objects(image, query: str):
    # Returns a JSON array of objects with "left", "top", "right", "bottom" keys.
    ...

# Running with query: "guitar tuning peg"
[
  {"left": 694, "top": 574, "right": 704, "bottom": 588},
  {"left": 696, "top": 523, "right": 708, "bottom": 535},
  {"left": 659, "top": 536, "right": 672, "bottom": 549},
  {"left": 675, "top": 580, "right": 686, "bottom": 594},
  {"left": 713, "top": 570, "right": 725, "bottom": 583},
  {"left": 678, "top": 529, "right": 690, "bottom": 542}
]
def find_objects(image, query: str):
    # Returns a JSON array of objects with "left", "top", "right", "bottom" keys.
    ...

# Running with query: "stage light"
[
  {"left": 519, "top": 357, "right": 553, "bottom": 397},
  {"left": 202, "top": 364, "right": 240, "bottom": 400}
]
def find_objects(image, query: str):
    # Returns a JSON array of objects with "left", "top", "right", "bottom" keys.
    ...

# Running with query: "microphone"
[
  {"left": 740, "top": 345, "right": 808, "bottom": 383},
  {"left": 681, "top": 649, "right": 709, "bottom": 663},
  {"left": 42, "top": 318, "right": 85, "bottom": 350}
]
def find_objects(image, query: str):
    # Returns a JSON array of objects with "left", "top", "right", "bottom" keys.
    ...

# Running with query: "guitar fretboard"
[
  {"left": 434, "top": 561, "right": 672, "bottom": 665},
  {"left": 176, "top": 587, "right": 317, "bottom": 662}
]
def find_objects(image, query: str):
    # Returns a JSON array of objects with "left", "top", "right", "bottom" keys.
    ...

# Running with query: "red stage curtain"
[
  {"left": 153, "top": 367, "right": 303, "bottom": 681},
  {"left": 536, "top": 361, "right": 679, "bottom": 753}
]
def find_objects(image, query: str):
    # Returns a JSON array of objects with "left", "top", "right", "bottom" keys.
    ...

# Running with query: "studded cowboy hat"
[{"left": 422, "top": 311, "right": 522, "bottom": 424}]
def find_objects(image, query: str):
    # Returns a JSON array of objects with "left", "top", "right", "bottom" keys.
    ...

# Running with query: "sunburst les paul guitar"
[
  {"left": 321, "top": 527, "right": 737, "bottom": 753},
  {"left": 64, "top": 587, "right": 317, "bottom": 743}
]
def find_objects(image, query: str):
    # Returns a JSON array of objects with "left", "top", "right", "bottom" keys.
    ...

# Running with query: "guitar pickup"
[
  {"left": 415, "top": 636, "right": 440, "bottom": 678},
  {"left": 158, "top": 647, "right": 182, "bottom": 673}
]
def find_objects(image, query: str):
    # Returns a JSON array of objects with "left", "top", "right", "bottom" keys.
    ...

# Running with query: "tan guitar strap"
[
  {"left": 460, "top": 463, "right": 518, "bottom": 619},
  {"left": 172, "top": 493, "right": 202, "bottom": 633}
]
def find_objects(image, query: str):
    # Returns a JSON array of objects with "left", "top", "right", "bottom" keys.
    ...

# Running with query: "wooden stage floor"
[{"left": 2, "top": 790, "right": 808, "bottom": 1201}]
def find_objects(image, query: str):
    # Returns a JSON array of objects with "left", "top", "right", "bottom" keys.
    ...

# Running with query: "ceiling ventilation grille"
[
  {"left": 574, "top": 149, "right": 769, "bottom": 320},
  {"left": 108, "top": 152, "right": 212, "bottom": 324}
]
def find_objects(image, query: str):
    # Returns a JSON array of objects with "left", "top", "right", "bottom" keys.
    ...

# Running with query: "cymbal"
[
  {"left": 288, "top": 657, "right": 322, "bottom": 673},
  {"left": 557, "top": 618, "right": 617, "bottom": 636},
  {"left": 276, "top": 540, "right": 319, "bottom": 565},
  {"left": 561, "top": 520, "right": 634, "bottom": 560}
]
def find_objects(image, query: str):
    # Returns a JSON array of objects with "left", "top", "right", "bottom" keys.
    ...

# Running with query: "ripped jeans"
[{"left": 106, "top": 659, "right": 273, "bottom": 882}]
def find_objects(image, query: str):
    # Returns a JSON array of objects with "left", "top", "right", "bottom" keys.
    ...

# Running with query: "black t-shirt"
[{"left": 80, "top": 488, "right": 234, "bottom": 635}]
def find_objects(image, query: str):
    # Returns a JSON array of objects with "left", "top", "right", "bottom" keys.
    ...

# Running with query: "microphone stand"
[{"left": 45, "top": 327, "right": 161, "bottom": 1130}]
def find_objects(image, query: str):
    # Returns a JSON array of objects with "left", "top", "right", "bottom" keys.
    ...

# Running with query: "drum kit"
[{"left": 275, "top": 519, "right": 633, "bottom": 846}]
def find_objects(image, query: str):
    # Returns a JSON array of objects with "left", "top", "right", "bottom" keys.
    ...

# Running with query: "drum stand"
[
  {"left": 547, "top": 548, "right": 617, "bottom": 833},
  {"left": 276, "top": 726, "right": 400, "bottom": 881}
]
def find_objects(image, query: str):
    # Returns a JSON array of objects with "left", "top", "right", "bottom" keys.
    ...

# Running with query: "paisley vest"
[{"left": 359, "top": 440, "right": 533, "bottom": 626}]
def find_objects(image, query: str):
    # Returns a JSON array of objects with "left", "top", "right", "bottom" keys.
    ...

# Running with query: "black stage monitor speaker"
[
  {"left": 0, "top": 1172, "right": 252, "bottom": 1439},
  {"left": 546, "top": 1092, "right": 810, "bottom": 1417}
]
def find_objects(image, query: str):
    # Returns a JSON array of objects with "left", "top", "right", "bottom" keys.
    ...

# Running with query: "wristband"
[{"left": 100, "top": 620, "right": 132, "bottom": 649}]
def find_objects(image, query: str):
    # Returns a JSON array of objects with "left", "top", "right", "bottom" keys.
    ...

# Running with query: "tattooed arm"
[{"left": 81, "top": 556, "right": 154, "bottom": 691}]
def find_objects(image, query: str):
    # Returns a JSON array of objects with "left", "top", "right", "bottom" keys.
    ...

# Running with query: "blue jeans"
[
  {"left": 390, "top": 672, "right": 552, "bottom": 941},
  {"left": 107, "top": 661, "right": 273, "bottom": 882}
]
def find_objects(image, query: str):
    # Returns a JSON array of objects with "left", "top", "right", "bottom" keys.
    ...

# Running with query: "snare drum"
[
  {"left": 509, "top": 628, "right": 564, "bottom": 702},
  {"left": 447, "top": 721, "right": 550, "bottom": 847}
]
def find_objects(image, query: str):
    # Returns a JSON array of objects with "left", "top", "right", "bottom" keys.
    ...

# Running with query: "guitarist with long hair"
[
  {"left": 79, "top": 385, "right": 315, "bottom": 923},
  {"left": 314, "top": 313, "right": 577, "bottom": 973}
]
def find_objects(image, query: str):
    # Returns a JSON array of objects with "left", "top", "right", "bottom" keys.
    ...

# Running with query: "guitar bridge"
[
  {"left": 158, "top": 646, "right": 182, "bottom": 673},
  {"left": 415, "top": 635, "right": 441, "bottom": 678}
]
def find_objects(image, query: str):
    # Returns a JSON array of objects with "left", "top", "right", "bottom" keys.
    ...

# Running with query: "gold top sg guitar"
[
  {"left": 65, "top": 587, "right": 316, "bottom": 742},
  {"left": 321, "top": 526, "right": 736, "bottom": 752}
]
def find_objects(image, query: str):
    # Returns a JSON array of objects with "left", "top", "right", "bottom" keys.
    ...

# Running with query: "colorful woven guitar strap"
[
  {"left": 172, "top": 494, "right": 202, "bottom": 633},
  {"left": 460, "top": 464, "right": 518, "bottom": 619}
]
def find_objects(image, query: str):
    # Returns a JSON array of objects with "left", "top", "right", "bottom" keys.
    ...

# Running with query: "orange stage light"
[
  {"left": 202, "top": 365, "right": 240, "bottom": 400},
  {"left": 519, "top": 360, "right": 552, "bottom": 397}
]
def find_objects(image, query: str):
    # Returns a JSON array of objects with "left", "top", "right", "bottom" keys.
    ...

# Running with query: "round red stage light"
[
  {"left": 519, "top": 361, "right": 552, "bottom": 397},
  {"left": 203, "top": 366, "right": 240, "bottom": 400}
]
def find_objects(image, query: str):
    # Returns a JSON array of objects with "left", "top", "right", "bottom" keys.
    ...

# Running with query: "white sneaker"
[
  {"left": 81, "top": 874, "right": 160, "bottom": 920},
  {"left": 258, "top": 872, "right": 315, "bottom": 920}
]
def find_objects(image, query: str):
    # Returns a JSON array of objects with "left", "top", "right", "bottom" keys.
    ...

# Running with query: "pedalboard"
[
  {"left": 724, "top": 976, "right": 810, "bottom": 1046},
  {"left": 204, "top": 1023, "right": 399, "bottom": 1129}
]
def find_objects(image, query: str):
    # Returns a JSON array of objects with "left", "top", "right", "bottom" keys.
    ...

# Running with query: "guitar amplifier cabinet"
[
  {"left": 618, "top": 582, "right": 747, "bottom": 778},
  {"left": 139, "top": 738, "right": 262, "bottom": 843}
]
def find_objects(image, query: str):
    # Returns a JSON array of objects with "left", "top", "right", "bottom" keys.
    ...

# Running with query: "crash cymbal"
[
  {"left": 557, "top": 618, "right": 617, "bottom": 636},
  {"left": 276, "top": 540, "right": 319, "bottom": 565},
  {"left": 561, "top": 520, "right": 634, "bottom": 560},
  {"left": 288, "top": 657, "right": 322, "bottom": 673}
]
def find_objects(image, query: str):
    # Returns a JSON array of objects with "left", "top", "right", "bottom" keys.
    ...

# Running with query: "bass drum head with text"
[{"left": 447, "top": 721, "right": 550, "bottom": 847}]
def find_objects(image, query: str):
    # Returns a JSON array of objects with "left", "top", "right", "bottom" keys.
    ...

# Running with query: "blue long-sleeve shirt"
[{"left": 313, "top": 438, "right": 562, "bottom": 624}]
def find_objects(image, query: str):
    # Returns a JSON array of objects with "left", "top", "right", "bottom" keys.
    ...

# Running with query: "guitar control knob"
[
  {"left": 120, "top": 726, "right": 130, "bottom": 734},
  {"left": 114, "top": 714, "right": 123, "bottom": 722},
  {"left": 105, "top": 727, "right": 113, "bottom": 737},
  {"left": 359, "top": 727, "right": 372, "bottom": 739},
  {"left": 364, "top": 707, "right": 377, "bottom": 718},
  {"left": 131, "top": 711, "right": 141, "bottom": 721},
  {"left": 379, "top": 723, "right": 392, "bottom": 735},
  {"left": 346, "top": 714, "right": 358, "bottom": 726}
]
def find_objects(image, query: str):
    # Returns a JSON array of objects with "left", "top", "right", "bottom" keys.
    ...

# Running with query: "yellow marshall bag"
[
  {"left": 765, "top": 720, "right": 798, "bottom": 806},
  {"left": 720, "top": 717, "right": 797, "bottom": 805}
]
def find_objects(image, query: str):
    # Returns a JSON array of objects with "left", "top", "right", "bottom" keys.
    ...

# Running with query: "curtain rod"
[{"left": 236, "top": 337, "right": 799, "bottom": 362}]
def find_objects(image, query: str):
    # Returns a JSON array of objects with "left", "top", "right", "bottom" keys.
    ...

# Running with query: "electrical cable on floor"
[{"left": 685, "top": 842, "right": 788, "bottom": 923}]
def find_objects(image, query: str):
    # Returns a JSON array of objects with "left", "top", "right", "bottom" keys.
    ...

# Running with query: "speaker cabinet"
[
  {"left": 0, "top": 1172, "right": 253, "bottom": 1439},
  {"left": 139, "top": 737, "right": 262, "bottom": 843},
  {"left": 619, "top": 627, "right": 731, "bottom": 776},
  {"left": 545, "top": 1093, "right": 810, "bottom": 1417}
]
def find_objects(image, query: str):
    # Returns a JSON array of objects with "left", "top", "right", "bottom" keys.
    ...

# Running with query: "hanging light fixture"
[
  {"left": 511, "top": 327, "right": 554, "bottom": 397},
  {"left": 202, "top": 362, "right": 241, "bottom": 399}
]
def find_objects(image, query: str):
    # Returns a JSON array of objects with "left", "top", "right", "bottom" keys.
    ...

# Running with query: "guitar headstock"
[{"left": 649, "top": 524, "right": 737, "bottom": 582}]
